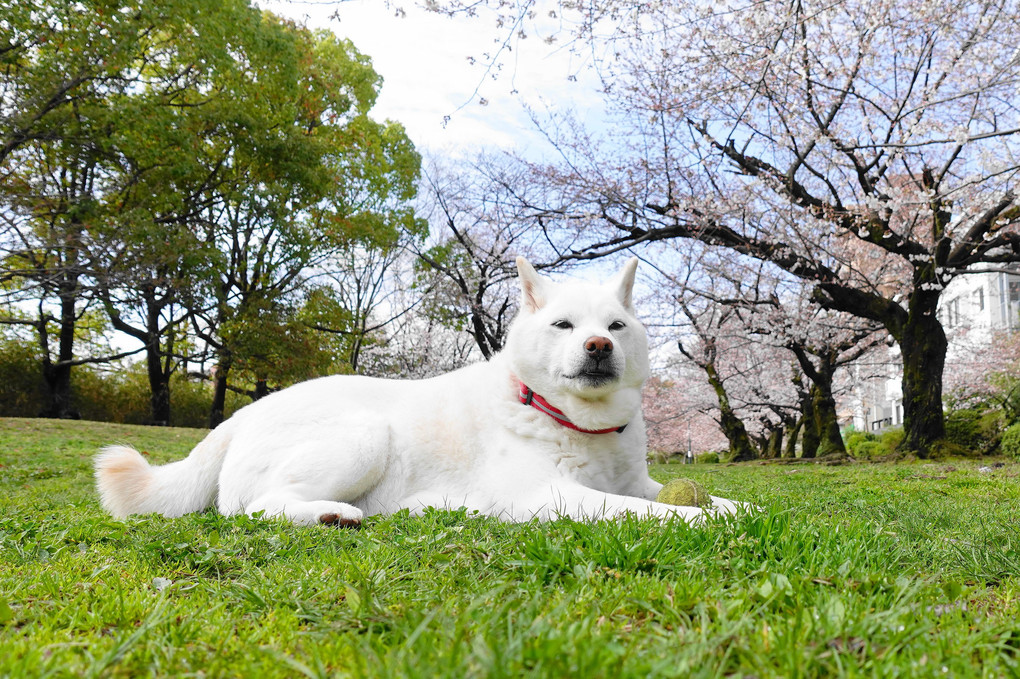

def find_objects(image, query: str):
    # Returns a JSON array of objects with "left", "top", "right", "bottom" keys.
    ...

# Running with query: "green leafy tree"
[
  {"left": 2, "top": 0, "right": 270, "bottom": 419},
  {"left": 3, "top": 2, "right": 422, "bottom": 425},
  {"left": 189, "top": 28, "right": 424, "bottom": 426}
]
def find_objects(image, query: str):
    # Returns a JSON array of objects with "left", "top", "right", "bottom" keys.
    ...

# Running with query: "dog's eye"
[
  {"left": 552, "top": 320, "right": 573, "bottom": 330},
  {"left": 609, "top": 321, "right": 626, "bottom": 331}
]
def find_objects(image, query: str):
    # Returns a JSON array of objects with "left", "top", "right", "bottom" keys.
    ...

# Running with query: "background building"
[{"left": 845, "top": 265, "right": 1020, "bottom": 432}]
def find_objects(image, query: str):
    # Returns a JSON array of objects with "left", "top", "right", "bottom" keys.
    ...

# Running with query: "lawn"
[{"left": 1, "top": 416, "right": 1019, "bottom": 677}]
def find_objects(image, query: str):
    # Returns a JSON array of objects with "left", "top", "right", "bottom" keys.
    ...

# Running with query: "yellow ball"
[{"left": 656, "top": 479, "right": 713, "bottom": 508}]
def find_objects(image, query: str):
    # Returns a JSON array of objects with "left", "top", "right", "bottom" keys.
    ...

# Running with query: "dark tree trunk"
[
  {"left": 800, "top": 394, "right": 819, "bottom": 459},
  {"left": 704, "top": 362, "right": 757, "bottom": 462},
  {"left": 784, "top": 417, "right": 803, "bottom": 458},
  {"left": 144, "top": 297, "right": 172, "bottom": 426},
  {"left": 789, "top": 346, "right": 847, "bottom": 458},
  {"left": 253, "top": 379, "right": 269, "bottom": 400},
  {"left": 814, "top": 267, "right": 949, "bottom": 457},
  {"left": 470, "top": 311, "right": 495, "bottom": 360},
  {"left": 763, "top": 426, "right": 783, "bottom": 459},
  {"left": 812, "top": 383, "right": 846, "bottom": 457},
  {"left": 40, "top": 361, "right": 76, "bottom": 419},
  {"left": 149, "top": 381, "right": 171, "bottom": 426},
  {"left": 146, "top": 342, "right": 171, "bottom": 426},
  {"left": 899, "top": 298, "right": 947, "bottom": 456},
  {"left": 209, "top": 356, "right": 231, "bottom": 429},
  {"left": 99, "top": 276, "right": 187, "bottom": 427},
  {"left": 38, "top": 263, "right": 82, "bottom": 418}
]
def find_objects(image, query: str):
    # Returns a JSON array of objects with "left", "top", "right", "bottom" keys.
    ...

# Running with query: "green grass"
[{"left": 2, "top": 417, "right": 1020, "bottom": 677}]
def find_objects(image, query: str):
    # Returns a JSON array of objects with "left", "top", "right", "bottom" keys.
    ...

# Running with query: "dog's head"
[{"left": 506, "top": 258, "right": 650, "bottom": 408}]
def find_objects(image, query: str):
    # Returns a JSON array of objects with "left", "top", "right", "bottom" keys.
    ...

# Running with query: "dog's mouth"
[{"left": 569, "top": 362, "right": 618, "bottom": 385}]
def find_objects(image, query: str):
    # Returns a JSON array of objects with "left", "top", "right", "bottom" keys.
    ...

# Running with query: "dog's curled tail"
[{"left": 94, "top": 423, "right": 234, "bottom": 519}]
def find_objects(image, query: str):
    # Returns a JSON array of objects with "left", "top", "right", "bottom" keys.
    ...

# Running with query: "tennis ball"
[{"left": 656, "top": 478, "right": 713, "bottom": 508}]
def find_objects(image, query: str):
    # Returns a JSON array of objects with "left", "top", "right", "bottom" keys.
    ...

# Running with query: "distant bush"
[
  {"left": 844, "top": 430, "right": 874, "bottom": 457},
  {"left": 878, "top": 427, "right": 905, "bottom": 452},
  {"left": 855, "top": 440, "right": 884, "bottom": 459},
  {"left": 646, "top": 449, "right": 672, "bottom": 464},
  {"left": 944, "top": 408, "right": 1003, "bottom": 453},
  {"left": 927, "top": 440, "right": 972, "bottom": 459},
  {"left": 845, "top": 428, "right": 903, "bottom": 459},
  {"left": 73, "top": 365, "right": 149, "bottom": 424},
  {"left": 698, "top": 451, "right": 720, "bottom": 464},
  {"left": 74, "top": 364, "right": 248, "bottom": 428},
  {"left": 1001, "top": 422, "right": 1020, "bottom": 458},
  {"left": 0, "top": 340, "right": 46, "bottom": 417},
  {"left": 0, "top": 340, "right": 248, "bottom": 427}
]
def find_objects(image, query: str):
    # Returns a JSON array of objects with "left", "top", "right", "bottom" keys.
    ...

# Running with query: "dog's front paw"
[
  {"left": 708, "top": 496, "right": 759, "bottom": 516},
  {"left": 318, "top": 512, "right": 362, "bottom": 529},
  {"left": 283, "top": 500, "right": 363, "bottom": 527}
]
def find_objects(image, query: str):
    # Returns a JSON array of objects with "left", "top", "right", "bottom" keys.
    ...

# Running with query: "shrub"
[
  {"left": 1001, "top": 422, "right": 1020, "bottom": 458},
  {"left": 945, "top": 409, "right": 987, "bottom": 450},
  {"left": 855, "top": 440, "right": 886, "bottom": 459},
  {"left": 845, "top": 428, "right": 903, "bottom": 460},
  {"left": 941, "top": 408, "right": 1005, "bottom": 455},
  {"left": 877, "top": 427, "right": 905, "bottom": 452},
  {"left": 698, "top": 451, "right": 720, "bottom": 464},
  {"left": 75, "top": 364, "right": 153, "bottom": 424},
  {"left": 0, "top": 335, "right": 250, "bottom": 427},
  {"left": 646, "top": 449, "right": 672, "bottom": 464},
  {"left": 72, "top": 362, "right": 248, "bottom": 428},
  {"left": 928, "top": 440, "right": 972, "bottom": 459},
  {"left": 0, "top": 340, "right": 46, "bottom": 416},
  {"left": 844, "top": 429, "right": 876, "bottom": 458},
  {"left": 170, "top": 376, "right": 248, "bottom": 428}
]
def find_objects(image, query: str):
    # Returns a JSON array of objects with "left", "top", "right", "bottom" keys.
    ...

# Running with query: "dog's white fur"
[{"left": 95, "top": 258, "right": 743, "bottom": 525}]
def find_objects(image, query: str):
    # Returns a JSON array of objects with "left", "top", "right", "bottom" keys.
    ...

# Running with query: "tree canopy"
[
  {"left": 1, "top": 0, "right": 422, "bottom": 424},
  {"left": 451, "top": 0, "right": 1020, "bottom": 455}
]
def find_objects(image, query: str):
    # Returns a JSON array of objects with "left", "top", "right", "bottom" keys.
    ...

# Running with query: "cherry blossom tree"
[
  {"left": 638, "top": 241, "right": 879, "bottom": 458},
  {"left": 642, "top": 372, "right": 729, "bottom": 456},
  {"left": 650, "top": 254, "right": 803, "bottom": 460},
  {"left": 443, "top": 0, "right": 1020, "bottom": 455},
  {"left": 675, "top": 305, "right": 758, "bottom": 461},
  {"left": 412, "top": 154, "right": 568, "bottom": 359},
  {"left": 944, "top": 328, "right": 1020, "bottom": 419}
]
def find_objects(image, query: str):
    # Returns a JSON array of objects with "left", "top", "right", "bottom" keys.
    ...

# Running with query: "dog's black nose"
[{"left": 585, "top": 336, "right": 613, "bottom": 357}]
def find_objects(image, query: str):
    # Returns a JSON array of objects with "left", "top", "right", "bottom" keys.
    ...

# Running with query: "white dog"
[{"left": 95, "top": 258, "right": 743, "bottom": 526}]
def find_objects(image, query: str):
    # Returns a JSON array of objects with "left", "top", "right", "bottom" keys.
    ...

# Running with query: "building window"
[
  {"left": 974, "top": 286, "right": 984, "bottom": 311},
  {"left": 1010, "top": 280, "right": 1020, "bottom": 303},
  {"left": 946, "top": 297, "right": 960, "bottom": 328}
]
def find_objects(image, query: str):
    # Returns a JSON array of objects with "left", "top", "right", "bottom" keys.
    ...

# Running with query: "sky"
[{"left": 257, "top": 0, "right": 608, "bottom": 157}]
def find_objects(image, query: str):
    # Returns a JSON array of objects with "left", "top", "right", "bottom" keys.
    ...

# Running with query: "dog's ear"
[
  {"left": 612, "top": 257, "right": 639, "bottom": 310},
  {"left": 516, "top": 257, "right": 547, "bottom": 312}
]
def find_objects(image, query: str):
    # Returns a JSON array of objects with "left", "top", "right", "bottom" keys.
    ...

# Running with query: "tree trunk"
[
  {"left": 899, "top": 300, "right": 947, "bottom": 456},
  {"left": 784, "top": 417, "right": 803, "bottom": 458},
  {"left": 39, "top": 267, "right": 81, "bottom": 418},
  {"left": 209, "top": 354, "right": 231, "bottom": 429},
  {"left": 704, "top": 362, "right": 757, "bottom": 462},
  {"left": 470, "top": 310, "right": 495, "bottom": 360},
  {"left": 812, "top": 275, "right": 948, "bottom": 458},
  {"left": 812, "top": 383, "right": 846, "bottom": 457},
  {"left": 145, "top": 298, "right": 171, "bottom": 425},
  {"left": 789, "top": 347, "right": 847, "bottom": 458},
  {"left": 253, "top": 379, "right": 269, "bottom": 400},
  {"left": 40, "top": 360, "right": 76, "bottom": 419},
  {"left": 763, "top": 426, "right": 783, "bottom": 459},
  {"left": 146, "top": 343, "right": 171, "bottom": 426},
  {"left": 800, "top": 395, "right": 819, "bottom": 459}
]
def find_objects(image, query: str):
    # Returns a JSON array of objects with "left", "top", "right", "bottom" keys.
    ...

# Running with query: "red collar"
[{"left": 518, "top": 382, "right": 627, "bottom": 434}]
